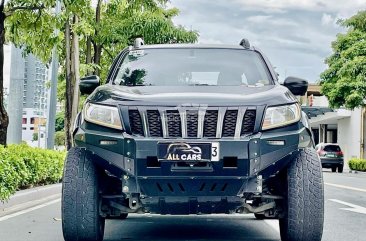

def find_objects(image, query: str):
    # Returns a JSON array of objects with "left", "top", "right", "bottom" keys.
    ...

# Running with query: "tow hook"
[{"left": 129, "top": 197, "right": 140, "bottom": 210}]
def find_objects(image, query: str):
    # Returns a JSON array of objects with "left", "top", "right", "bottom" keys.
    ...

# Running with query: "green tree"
[
  {"left": 0, "top": 0, "right": 54, "bottom": 145},
  {"left": 54, "top": 131, "right": 65, "bottom": 146},
  {"left": 320, "top": 11, "right": 366, "bottom": 109},
  {"left": 55, "top": 111, "right": 65, "bottom": 132},
  {"left": 6, "top": 0, "right": 198, "bottom": 149}
]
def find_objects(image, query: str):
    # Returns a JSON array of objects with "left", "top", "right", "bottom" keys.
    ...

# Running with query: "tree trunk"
[
  {"left": 64, "top": 19, "right": 73, "bottom": 150},
  {"left": 93, "top": 0, "right": 102, "bottom": 76},
  {"left": 86, "top": 37, "right": 92, "bottom": 75},
  {"left": 0, "top": 8, "right": 9, "bottom": 146},
  {"left": 71, "top": 15, "right": 80, "bottom": 132}
]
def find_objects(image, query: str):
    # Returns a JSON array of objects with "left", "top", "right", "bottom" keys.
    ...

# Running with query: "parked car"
[
  {"left": 62, "top": 38, "right": 324, "bottom": 241},
  {"left": 316, "top": 143, "right": 344, "bottom": 173}
]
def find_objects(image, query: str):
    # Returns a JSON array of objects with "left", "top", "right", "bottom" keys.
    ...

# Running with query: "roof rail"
[
  {"left": 134, "top": 38, "right": 144, "bottom": 49},
  {"left": 239, "top": 38, "right": 250, "bottom": 49}
]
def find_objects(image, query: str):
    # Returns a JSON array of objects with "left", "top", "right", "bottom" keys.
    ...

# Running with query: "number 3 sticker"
[{"left": 211, "top": 142, "right": 219, "bottom": 162}]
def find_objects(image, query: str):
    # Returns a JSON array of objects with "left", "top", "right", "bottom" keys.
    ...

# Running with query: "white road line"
[
  {"left": 264, "top": 220, "right": 280, "bottom": 233},
  {"left": 324, "top": 183, "right": 366, "bottom": 193},
  {"left": 0, "top": 198, "right": 61, "bottom": 222},
  {"left": 329, "top": 199, "right": 366, "bottom": 215}
]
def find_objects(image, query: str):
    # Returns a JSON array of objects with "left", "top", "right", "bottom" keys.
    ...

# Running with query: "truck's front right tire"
[
  {"left": 62, "top": 148, "right": 105, "bottom": 241},
  {"left": 279, "top": 148, "right": 324, "bottom": 241}
]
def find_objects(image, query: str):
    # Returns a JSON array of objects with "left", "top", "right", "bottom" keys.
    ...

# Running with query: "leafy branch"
[{"left": 4, "top": 4, "right": 45, "bottom": 18}]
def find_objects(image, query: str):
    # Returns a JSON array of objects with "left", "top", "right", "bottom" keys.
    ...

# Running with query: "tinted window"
[
  {"left": 323, "top": 145, "right": 341, "bottom": 152},
  {"left": 114, "top": 48, "right": 272, "bottom": 86}
]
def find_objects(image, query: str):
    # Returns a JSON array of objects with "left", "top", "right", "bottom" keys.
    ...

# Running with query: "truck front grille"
[
  {"left": 203, "top": 110, "right": 218, "bottom": 138},
  {"left": 186, "top": 110, "right": 199, "bottom": 137},
  {"left": 222, "top": 110, "right": 238, "bottom": 137},
  {"left": 146, "top": 110, "right": 163, "bottom": 137},
  {"left": 129, "top": 110, "right": 144, "bottom": 136},
  {"left": 241, "top": 110, "right": 256, "bottom": 135},
  {"left": 127, "top": 107, "right": 257, "bottom": 138},
  {"left": 166, "top": 110, "right": 182, "bottom": 138}
]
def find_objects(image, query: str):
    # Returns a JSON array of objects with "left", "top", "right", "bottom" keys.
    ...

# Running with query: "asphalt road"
[{"left": 0, "top": 171, "right": 365, "bottom": 241}]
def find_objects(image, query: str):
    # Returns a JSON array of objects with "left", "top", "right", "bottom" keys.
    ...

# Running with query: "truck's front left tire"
[
  {"left": 279, "top": 148, "right": 324, "bottom": 241},
  {"left": 62, "top": 148, "right": 105, "bottom": 241}
]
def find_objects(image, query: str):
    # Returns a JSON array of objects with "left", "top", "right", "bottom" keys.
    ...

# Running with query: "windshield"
[{"left": 113, "top": 48, "right": 272, "bottom": 86}]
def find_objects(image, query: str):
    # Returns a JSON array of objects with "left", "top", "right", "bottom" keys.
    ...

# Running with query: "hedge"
[
  {"left": 0, "top": 144, "right": 66, "bottom": 201},
  {"left": 348, "top": 159, "right": 366, "bottom": 172}
]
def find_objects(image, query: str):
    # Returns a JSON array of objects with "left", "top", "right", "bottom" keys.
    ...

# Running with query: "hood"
[{"left": 88, "top": 84, "right": 297, "bottom": 107}]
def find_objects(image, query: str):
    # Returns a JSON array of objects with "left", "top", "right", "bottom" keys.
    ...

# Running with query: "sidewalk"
[{"left": 0, "top": 184, "right": 61, "bottom": 217}]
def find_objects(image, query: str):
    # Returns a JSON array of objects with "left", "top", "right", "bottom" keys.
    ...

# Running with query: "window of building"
[
  {"left": 30, "top": 118, "right": 35, "bottom": 124},
  {"left": 22, "top": 118, "right": 27, "bottom": 124},
  {"left": 22, "top": 127, "right": 26, "bottom": 130},
  {"left": 30, "top": 127, "right": 34, "bottom": 130}
]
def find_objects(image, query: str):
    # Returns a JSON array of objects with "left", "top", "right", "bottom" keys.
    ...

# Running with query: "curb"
[
  {"left": 349, "top": 170, "right": 366, "bottom": 175},
  {"left": 0, "top": 183, "right": 61, "bottom": 217}
]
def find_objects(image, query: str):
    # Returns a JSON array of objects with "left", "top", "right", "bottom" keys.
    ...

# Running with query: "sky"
[
  {"left": 3, "top": 0, "right": 365, "bottom": 88},
  {"left": 169, "top": 0, "right": 365, "bottom": 82}
]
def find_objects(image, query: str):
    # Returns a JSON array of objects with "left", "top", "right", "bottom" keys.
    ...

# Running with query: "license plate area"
[
  {"left": 158, "top": 142, "right": 219, "bottom": 162},
  {"left": 326, "top": 153, "right": 337, "bottom": 158}
]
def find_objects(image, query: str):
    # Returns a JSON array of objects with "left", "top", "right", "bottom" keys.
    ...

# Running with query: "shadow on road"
[{"left": 104, "top": 214, "right": 280, "bottom": 241}]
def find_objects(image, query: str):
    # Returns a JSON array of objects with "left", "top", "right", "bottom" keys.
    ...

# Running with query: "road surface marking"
[
  {"left": 264, "top": 220, "right": 279, "bottom": 233},
  {"left": 324, "top": 183, "right": 366, "bottom": 193},
  {"left": 329, "top": 199, "right": 366, "bottom": 215},
  {"left": 0, "top": 198, "right": 61, "bottom": 222}
]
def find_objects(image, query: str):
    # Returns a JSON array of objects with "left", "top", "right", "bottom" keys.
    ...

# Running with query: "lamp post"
[{"left": 46, "top": 0, "right": 61, "bottom": 149}]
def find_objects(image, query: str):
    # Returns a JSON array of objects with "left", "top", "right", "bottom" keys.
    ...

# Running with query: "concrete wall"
[
  {"left": 7, "top": 45, "right": 25, "bottom": 144},
  {"left": 338, "top": 108, "right": 362, "bottom": 163},
  {"left": 313, "top": 95, "right": 329, "bottom": 107}
]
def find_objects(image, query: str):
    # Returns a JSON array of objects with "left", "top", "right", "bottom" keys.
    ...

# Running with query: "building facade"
[
  {"left": 7, "top": 45, "right": 48, "bottom": 148},
  {"left": 304, "top": 84, "right": 363, "bottom": 166}
]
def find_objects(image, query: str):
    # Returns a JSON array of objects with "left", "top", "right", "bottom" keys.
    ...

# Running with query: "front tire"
[
  {"left": 279, "top": 148, "right": 324, "bottom": 241},
  {"left": 62, "top": 148, "right": 105, "bottom": 241}
]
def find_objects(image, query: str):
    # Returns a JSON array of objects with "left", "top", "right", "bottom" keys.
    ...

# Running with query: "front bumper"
[{"left": 74, "top": 123, "right": 312, "bottom": 197}]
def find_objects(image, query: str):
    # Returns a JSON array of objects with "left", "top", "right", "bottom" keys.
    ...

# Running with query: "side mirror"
[
  {"left": 79, "top": 75, "right": 100, "bottom": 95},
  {"left": 283, "top": 76, "right": 308, "bottom": 96}
]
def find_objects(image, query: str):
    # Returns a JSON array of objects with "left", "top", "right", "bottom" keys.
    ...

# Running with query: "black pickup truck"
[{"left": 62, "top": 38, "right": 324, "bottom": 241}]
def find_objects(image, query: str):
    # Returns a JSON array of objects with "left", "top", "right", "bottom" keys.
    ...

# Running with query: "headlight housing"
[
  {"left": 262, "top": 103, "right": 301, "bottom": 130},
  {"left": 84, "top": 103, "right": 122, "bottom": 130}
]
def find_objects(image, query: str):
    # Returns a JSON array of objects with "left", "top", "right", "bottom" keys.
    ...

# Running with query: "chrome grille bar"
[
  {"left": 197, "top": 107, "right": 206, "bottom": 138},
  {"left": 216, "top": 107, "right": 227, "bottom": 138},
  {"left": 235, "top": 107, "right": 247, "bottom": 139},
  {"left": 158, "top": 109, "right": 168, "bottom": 138},
  {"left": 179, "top": 108, "right": 187, "bottom": 138},
  {"left": 138, "top": 107, "right": 150, "bottom": 138}
]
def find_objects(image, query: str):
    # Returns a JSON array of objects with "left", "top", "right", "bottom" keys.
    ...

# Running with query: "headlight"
[
  {"left": 84, "top": 103, "right": 122, "bottom": 130},
  {"left": 262, "top": 103, "right": 301, "bottom": 130}
]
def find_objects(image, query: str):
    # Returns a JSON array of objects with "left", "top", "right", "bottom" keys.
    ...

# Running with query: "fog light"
[
  {"left": 100, "top": 140, "right": 118, "bottom": 145},
  {"left": 267, "top": 140, "right": 285, "bottom": 146},
  {"left": 123, "top": 186, "right": 129, "bottom": 192}
]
